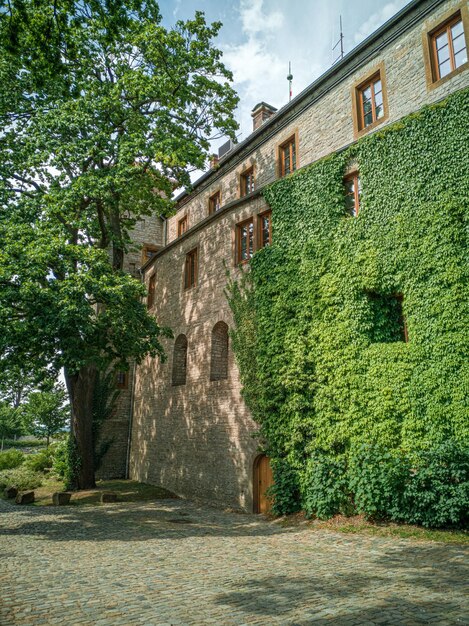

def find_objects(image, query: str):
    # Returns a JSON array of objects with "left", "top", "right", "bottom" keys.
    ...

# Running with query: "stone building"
[{"left": 102, "top": 0, "right": 469, "bottom": 511}]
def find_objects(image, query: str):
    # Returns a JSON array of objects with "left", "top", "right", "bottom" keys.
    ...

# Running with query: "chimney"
[
  {"left": 251, "top": 102, "right": 277, "bottom": 131},
  {"left": 210, "top": 154, "right": 219, "bottom": 169}
]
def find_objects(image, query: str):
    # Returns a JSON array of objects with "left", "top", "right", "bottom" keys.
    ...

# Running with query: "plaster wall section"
[{"left": 165, "top": 0, "right": 469, "bottom": 245}]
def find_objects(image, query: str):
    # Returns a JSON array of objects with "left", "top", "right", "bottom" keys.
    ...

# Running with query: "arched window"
[
  {"left": 172, "top": 334, "right": 188, "bottom": 386},
  {"left": 210, "top": 321, "right": 229, "bottom": 381}
]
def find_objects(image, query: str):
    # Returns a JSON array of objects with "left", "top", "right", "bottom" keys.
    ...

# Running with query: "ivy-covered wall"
[{"left": 228, "top": 87, "right": 469, "bottom": 468}]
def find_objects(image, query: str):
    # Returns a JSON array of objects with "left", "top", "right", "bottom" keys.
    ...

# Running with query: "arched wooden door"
[{"left": 253, "top": 455, "right": 273, "bottom": 514}]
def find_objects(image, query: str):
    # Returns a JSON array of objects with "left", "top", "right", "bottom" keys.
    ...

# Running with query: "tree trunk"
[{"left": 64, "top": 364, "right": 97, "bottom": 490}]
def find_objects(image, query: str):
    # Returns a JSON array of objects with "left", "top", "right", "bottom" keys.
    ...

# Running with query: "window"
[
  {"left": 358, "top": 74, "right": 384, "bottom": 129},
  {"left": 116, "top": 371, "right": 128, "bottom": 389},
  {"left": 279, "top": 135, "right": 297, "bottom": 177},
  {"left": 184, "top": 248, "right": 198, "bottom": 289},
  {"left": 431, "top": 14, "right": 467, "bottom": 81},
  {"left": 210, "top": 321, "right": 229, "bottom": 381},
  {"left": 178, "top": 216, "right": 188, "bottom": 237},
  {"left": 141, "top": 244, "right": 158, "bottom": 265},
  {"left": 147, "top": 273, "right": 156, "bottom": 309},
  {"left": 209, "top": 190, "right": 221, "bottom": 215},
  {"left": 344, "top": 173, "right": 361, "bottom": 217},
  {"left": 367, "top": 292, "right": 408, "bottom": 343},
  {"left": 258, "top": 211, "right": 272, "bottom": 248},
  {"left": 236, "top": 218, "right": 254, "bottom": 264},
  {"left": 172, "top": 334, "right": 188, "bottom": 386},
  {"left": 240, "top": 167, "right": 255, "bottom": 197}
]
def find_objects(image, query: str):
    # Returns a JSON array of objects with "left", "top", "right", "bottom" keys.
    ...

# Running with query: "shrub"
[
  {"left": 268, "top": 458, "right": 301, "bottom": 516},
  {"left": 52, "top": 437, "right": 80, "bottom": 489},
  {"left": 300, "top": 452, "right": 349, "bottom": 519},
  {"left": 399, "top": 440, "right": 469, "bottom": 528},
  {"left": 0, "top": 449, "right": 25, "bottom": 471},
  {"left": 0, "top": 466, "right": 43, "bottom": 491},
  {"left": 24, "top": 447, "right": 55, "bottom": 473},
  {"left": 349, "top": 444, "right": 409, "bottom": 521}
]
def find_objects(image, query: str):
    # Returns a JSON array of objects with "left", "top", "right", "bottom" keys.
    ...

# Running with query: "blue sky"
[{"left": 157, "top": 0, "right": 411, "bottom": 145}]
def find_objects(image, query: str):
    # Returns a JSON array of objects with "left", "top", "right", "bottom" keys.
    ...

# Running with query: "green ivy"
[{"left": 227, "top": 87, "right": 469, "bottom": 523}]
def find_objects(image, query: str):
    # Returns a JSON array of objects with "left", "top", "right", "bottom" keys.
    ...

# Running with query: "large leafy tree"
[
  {"left": 0, "top": 0, "right": 238, "bottom": 487},
  {"left": 21, "top": 384, "right": 70, "bottom": 447}
]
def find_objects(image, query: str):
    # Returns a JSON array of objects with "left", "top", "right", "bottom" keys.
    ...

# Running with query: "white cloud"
[
  {"left": 353, "top": 1, "right": 407, "bottom": 45},
  {"left": 239, "top": 0, "right": 284, "bottom": 36}
]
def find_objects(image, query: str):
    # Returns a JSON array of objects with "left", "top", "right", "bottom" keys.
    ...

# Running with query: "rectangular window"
[
  {"left": 184, "top": 248, "right": 198, "bottom": 289},
  {"left": 116, "top": 371, "right": 128, "bottom": 389},
  {"left": 240, "top": 167, "right": 255, "bottom": 197},
  {"left": 344, "top": 173, "right": 361, "bottom": 217},
  {"left": 279, "top": 136, "right": 297, "bottom": 177},
  {"left": 236, "top": 218, "right": 254, "bottom": 264},
  {"left": 147, "top": 273, "right": 156, "bottom": 309},
  {"left": 209, "top": 191, "right": 221, "bottom": 215},
  {"left": 431, "top": 15, "right": 467, "bottom": 81},
  {"left": 141, "top": 244, "right": 158, "bottom": 265},
  {"left": 359, "top": 74, "right": 384, "bottom": 130},
  {"left": 177, "top": 216, "right": 188, "bottom": 237},
  {"left": 258, "top": 211, "right": 272, "bottom": 248}
]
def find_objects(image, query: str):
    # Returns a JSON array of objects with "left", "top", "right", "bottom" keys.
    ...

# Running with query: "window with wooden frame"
[
  {"left": 141, "top": 244, "right": 158, "bottom": 265},
  {"left": 240, "top": 166, "right": 255, "bottom": 197},
  {"left": 344, "top": 172, "right": 362, "bottom": 217},
  {"left": 177, "top": 216, "right": 188, "bottom": 237},
  {"left": 430, "top": 13, "right": 468, "bottom": 82},
  {"left": 358, "top": 73, "right": 385, "bottom": 130},
  {"left": 184, "top": 248, "right": 198, "bottom": 289},
  {"left": 208, "top": 190, "right": 221, "bottom": 215},
  {"left": 116, "top": 371, "right": 128, "bottom": 389},
  {"left": 279, "top": 135, "right": 297, "bottom": 177},
  {"left": 236, "top": 218, "right": 254, "bottom": 264},
  {"left": 147, "top": 272, "right": 156, "bottom": 309},
  {"left": 258, "top": 210, "right": 272, "bottom": 248}
]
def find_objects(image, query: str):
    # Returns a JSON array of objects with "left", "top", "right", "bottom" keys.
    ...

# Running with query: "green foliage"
[
  {"left": 0, "top": 403, "right": 23, "bottom": 445},
  {"left": 23, "top": 446, "right": 56, "bottom": 473},
  {"left": 227, "top": 88, "right": 469, "bottom": 526},
  {"left": 268, "top": 458, "right": 301, "bottom": 516},
  {"left": 21, "top": 385, "right": 69, "bottom": 445},
  {"left": 0, "top": 448, "right": 25, "bottom": 471},
  {"left": 0, "top": 466, "right": 43, "bottom": 491},
  {"left": 52, "top": 437, "right": 81, "bottom": 490},
  {"left": 399, "top": 441, "right": 469, "bottom": 528},
  {"left": 348, "top": 444, "right": 409, "bottom": 520},
  {"left": 300, "top": 453, "right": 349, "bottom": 520}
]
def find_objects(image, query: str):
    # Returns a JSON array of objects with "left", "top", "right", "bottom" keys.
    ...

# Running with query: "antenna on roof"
[
  {"left": 287, "top": 62, "right": 293, "bottom": 102},
  {"left": 332, "top": 15, "right": 345, "bottom": 65}
]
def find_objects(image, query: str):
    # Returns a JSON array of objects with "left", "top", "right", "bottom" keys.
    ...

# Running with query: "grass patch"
[
  {"left": 1, "top": 438, "right": 47, "bottom": 449},
  {"left": 23, "top": 477, "right": 177, "bottom": 506},
  {"left": 278, "top": 512, "right": 468, "bottom": 544}
]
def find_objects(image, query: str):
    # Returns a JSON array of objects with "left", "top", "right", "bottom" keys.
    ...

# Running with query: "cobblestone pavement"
[{"left": 1, "top": 498, "right": 468, "bottom": 626}]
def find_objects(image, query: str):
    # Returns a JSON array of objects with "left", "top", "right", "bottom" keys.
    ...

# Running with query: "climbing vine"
[{"left": 227, "top": 87, "right": 469, "bottom": 524}]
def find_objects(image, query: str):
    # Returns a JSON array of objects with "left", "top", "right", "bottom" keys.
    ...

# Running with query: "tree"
[
  {"left": 0, "top": 403, "right": 23, "bottom": 450},
  {"left": 21, "top": 385, "right": 70, "bottom": 447},
  {"left": 0, "top": 0, "right": 238, "bottom": 487}
]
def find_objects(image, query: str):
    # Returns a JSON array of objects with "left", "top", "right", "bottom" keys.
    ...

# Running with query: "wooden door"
[{"left": 254, "top": 455, "right": 273, "bottom": 514}]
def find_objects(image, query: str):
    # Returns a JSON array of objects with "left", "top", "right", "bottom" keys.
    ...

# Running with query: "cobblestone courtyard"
[{"left": 0, "top": 498, "right": 467, "bottom": 626}]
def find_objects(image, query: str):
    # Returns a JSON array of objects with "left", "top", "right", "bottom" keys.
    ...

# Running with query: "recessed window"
[
  {"left": 184, "top": 248, "right": 198, "bottom": 289},
  {"left": 258, "top": 211, "right": 272, "bottom": 248},
  {"left": 116, "top": 371, "right": 128, "bottom": 389},
  {"left": 147, "top": 273, "right": 156, "bottom": 309},
  {"left": 240, "top": 167, "right": 255, "bottom": 197},
  {"left": 367, "top": 292, "right": 408, "bottom": 344},
  {"left": 209, "top": 191, "right": 221, "bottom": 215},
  {"left": 172, "top": 334, "right": 188, "bottom": 386},
  {"left": 210, "top": 321, "right": 229, "bottom": 381},
  {"left": 141, "top": 244, "right": 158, "bottom": 265},
  {"left": 236, "top": 218, "right": 254, "bottom": 264},
  {"left": 431, "top": 14, "right": 467, "bottom": 81},
  {"left": 344, "top": 173, "right": 361, "bottom": 217},
  {"left": 279, "top": 135, "right": 297, "bottom": 177},
  {"left": 178, "top": 216, "right": 188, "bottom": 237}
]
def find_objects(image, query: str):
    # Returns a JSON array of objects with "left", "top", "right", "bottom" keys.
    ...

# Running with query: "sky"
[{"left": 158, "top": 0, "right": 412, "bottom": 147}]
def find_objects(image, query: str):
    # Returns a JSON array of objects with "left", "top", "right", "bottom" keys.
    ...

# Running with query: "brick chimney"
[{"left": 251, "top": 102, "right": 277, "bottom": 131}]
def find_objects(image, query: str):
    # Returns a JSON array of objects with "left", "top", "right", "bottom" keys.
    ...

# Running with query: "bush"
[
  {"left": 0, "top": 466, "right": 43, "bottom": 491},
  {"left": 399, "top": 441, "right": 469, "bottom": 528},
  {"left": 24, "top": 447, "right": 55, "bottom": 473},
  {"left": 349, "top": 444, "right": 409, "bottom": 520},
  {"left": 52, "top": 437, "right": 80, "bottom": 489},
  {"left": 0, "top": 449, "right": 25, "bottom": 471},
  {"left": 268, "top": 458, "right": 301, "bottom": 516},
  {"left": 300, "top": 452, "right": 349, "bottom": 519}
]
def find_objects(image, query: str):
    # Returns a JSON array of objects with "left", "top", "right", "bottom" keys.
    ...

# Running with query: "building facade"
[{"left": 105, "top": 0, "right": 469, "bottom": 510}]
